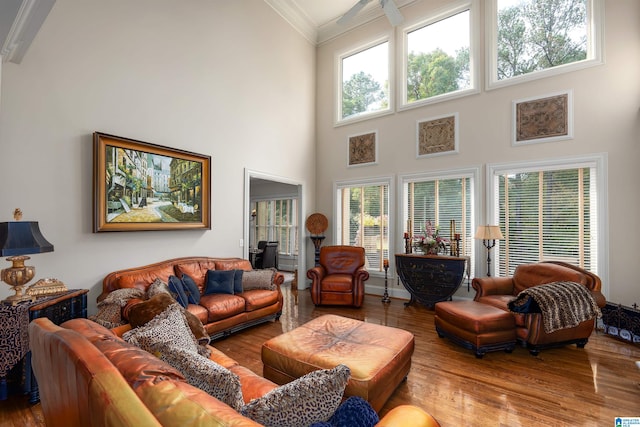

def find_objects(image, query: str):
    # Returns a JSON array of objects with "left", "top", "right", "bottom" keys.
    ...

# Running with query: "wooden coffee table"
[{"left": 261, "top": 314, "right": 414, "bottom": 412}]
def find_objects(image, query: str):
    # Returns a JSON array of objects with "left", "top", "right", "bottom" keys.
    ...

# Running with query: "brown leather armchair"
[
  {"left": 307, "top": 245, "right": 369, "bottom": 307},
  {"left": 472, "top": 261, "right": 606, "bottom": 355}
]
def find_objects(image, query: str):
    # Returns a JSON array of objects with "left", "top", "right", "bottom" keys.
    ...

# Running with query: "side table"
[{"left": 0, "top": 289, "right": 88, "bottom": 403}]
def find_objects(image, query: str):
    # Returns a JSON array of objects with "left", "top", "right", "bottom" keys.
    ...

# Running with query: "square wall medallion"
[
  {"left": 416, "top": 113, "right": 459, "bottom": 158},
  {"left": 348, "top": 131, "right": 377, "bottom": 167}
]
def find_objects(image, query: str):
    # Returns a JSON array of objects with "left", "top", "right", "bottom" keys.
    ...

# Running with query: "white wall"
[
  {"left": 0, "top": 0, "right": 316, "bottom": 313},
  {"left": 315, "top": 0, "right": 640, "bottom": 303}
]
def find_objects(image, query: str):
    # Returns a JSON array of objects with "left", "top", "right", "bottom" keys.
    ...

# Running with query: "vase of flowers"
[{"left": 413, "top": 220, "right": 448, "bottom": 255}]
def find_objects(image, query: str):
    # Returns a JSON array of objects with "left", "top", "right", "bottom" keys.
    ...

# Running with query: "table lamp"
[
  {"left": 474, "top": 225, "right": 503, "bottom": 277},
  {"left": 0, "top": 210, "right": 54, "bottom": 305}
]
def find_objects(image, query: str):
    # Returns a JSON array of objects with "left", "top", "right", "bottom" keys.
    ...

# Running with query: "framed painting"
[
  {"left": 512, "top": 90, "right": 573, "bottom": 146},
  {"left": 93, "top": 132, "right": 211, "bottom": 232},
  {"left": 347, "top": 131, "right": 378, "bottom": 167},
  {"left": 416, "top": 113, "right": 459, "bottom": 158}
]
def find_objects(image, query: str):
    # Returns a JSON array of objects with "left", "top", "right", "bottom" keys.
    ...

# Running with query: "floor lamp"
[{"left": 474, "top": 225, "right": 503, "bottom": 277}]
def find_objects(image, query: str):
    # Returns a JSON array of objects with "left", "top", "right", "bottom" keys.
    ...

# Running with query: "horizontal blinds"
[{"left": 497, "top": 167, "right": 593, "bottom": 276}]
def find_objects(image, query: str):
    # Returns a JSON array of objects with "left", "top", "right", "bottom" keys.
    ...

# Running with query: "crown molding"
[
  {"left": 264, "top": 0, "right": 318, "bottom": 45},
  {"left": 1, "top": 0, "right": 55, "bottom": 64}
]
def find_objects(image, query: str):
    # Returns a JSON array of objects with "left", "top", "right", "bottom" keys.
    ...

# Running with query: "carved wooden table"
[{"left": 395, "top": 254, "right": 468, "bottom": 308}]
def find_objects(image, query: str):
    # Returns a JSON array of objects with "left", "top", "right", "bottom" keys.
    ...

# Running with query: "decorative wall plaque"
[
  {"left": 348, "top": 131, "right": 377, "bottom": 167},
  {"left": 417, "top": 113, "right": 459, "bottom": 158},
  {"left": 513, "top": 91, "right": 573, "bottom": 146}
]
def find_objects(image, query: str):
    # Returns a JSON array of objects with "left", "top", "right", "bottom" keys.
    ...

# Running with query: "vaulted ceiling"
[{"left": 0, "top": 0, "right": 417, "bottom": 64}]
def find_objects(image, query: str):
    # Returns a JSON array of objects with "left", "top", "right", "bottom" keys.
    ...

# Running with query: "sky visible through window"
[{"left": 342, "top": 42, "right": 388, "bottom": 89}]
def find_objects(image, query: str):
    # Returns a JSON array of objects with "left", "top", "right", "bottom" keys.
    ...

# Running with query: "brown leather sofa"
[
  {"left": 29, "top": 317, "right": 441, "bottom": 427},
  {"left": 99, "top": 257, "right": 283, "bottom": 340},
  {"left": 307, "top": 245, "right": 369, "bottom": 307},
  {"left": 472, "top": 261, "right": 606, "bottom": 354}
]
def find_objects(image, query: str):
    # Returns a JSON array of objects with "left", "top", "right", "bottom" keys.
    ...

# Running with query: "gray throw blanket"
[{"left": 509, "top": 281, "right": 601, "bottom": 334}]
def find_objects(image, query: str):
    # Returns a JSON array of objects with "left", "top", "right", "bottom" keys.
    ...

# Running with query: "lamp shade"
[
  {"left": 0, "top": 222, "right": 54, "bottom": 256},
  {"left": 474, "top": 225, "right": 504, "bottom": 240}
]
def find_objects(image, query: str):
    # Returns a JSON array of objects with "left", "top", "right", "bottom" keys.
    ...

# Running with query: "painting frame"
[
  {"left": 347, "top": 130, "right": 378, "bottom": 167},
  {"left": 416, "top": 113, "right": 459, "bottom": 158},
  {"left": 93, "top": 132, "right": 211, "bottom": 232},
  {"left": 512, "top": 90, "right": 573, "bottom": 146}
]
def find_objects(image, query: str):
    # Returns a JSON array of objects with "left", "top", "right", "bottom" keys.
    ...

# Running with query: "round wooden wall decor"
[{"left": 305, "top": 213, "right": 328, "bottom": 235}]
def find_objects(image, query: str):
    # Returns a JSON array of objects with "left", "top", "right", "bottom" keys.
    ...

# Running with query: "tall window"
[
  {"left": 490, "top": 157, "right": 603, "bottom": 276},
  {"left": 488, "top": 0, "right": 603, "bottom": 88},
  {"left": 335, "top": 179, "right": 390, "bottom": 272},
  {"left": 253, "top": 199, "right": 298, "bottom": 256},
  {"left": 338, "top": 39, "right": 391, "bottom": 124},
  {"left": 404, "top": 3, "right": 473, "bottom": 106},
  {"left": 402, "top": 171, "right": 476, "bottom": 276}
]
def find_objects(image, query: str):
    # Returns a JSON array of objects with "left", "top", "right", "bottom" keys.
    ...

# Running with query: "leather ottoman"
[
  {"left": 434, "top": 300, "right": 516, "bottom": 358},
  {"left": 261, "top": 314, "right": 414, "bottom": 412}
]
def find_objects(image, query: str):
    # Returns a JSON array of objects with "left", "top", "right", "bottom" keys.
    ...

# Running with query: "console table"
[
  {"left": 395, "top": 254, "right": 468, "bottom": 308},
  {"left": 0, "top": 289, "right": 88, "bottom": 403}
]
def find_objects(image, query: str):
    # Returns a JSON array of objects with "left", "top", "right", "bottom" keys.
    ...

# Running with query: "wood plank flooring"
[{"left": 2, "top": 284, "right": 639, "bottom": 426}]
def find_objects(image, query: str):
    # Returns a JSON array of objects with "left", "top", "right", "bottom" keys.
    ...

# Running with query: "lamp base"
[{"left": 2, "top": 255, "right": 38, "bottom": 306}]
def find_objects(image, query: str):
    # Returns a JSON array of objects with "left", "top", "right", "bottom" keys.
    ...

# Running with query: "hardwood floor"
[{"left": 2, "top": 284, "right": 640, "bottom": 426}]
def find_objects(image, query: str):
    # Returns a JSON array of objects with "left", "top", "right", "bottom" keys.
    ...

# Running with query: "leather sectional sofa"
[
  {"left": 99, "top": 256, "right": 284, "bottom": 340},
  {"left": 29, "top": 316, "right": 442, "bottom": 427}
]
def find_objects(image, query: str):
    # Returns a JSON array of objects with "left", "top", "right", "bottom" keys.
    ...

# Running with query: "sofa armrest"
[
  {"left": 472, "top": 276, "right": 514, "bottom": 300},
  {"left": 306, "top": 266, "right": 326, "bottom": 282},
  {"left": 376, "top": 405, "right": 440, "bottom": 427},
  {"left": 354, "top": 267, "right": 370, "bottom": 283},
  {"left": 273, "top": 271, "right": 285, "bottom": 286}
]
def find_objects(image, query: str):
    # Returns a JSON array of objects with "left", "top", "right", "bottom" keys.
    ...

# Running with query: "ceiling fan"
[{"left": 337, "top": 0, "right": 404, "bottom": 27}]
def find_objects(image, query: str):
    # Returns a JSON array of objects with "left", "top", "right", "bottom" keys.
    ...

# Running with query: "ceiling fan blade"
[
  {"left": 337, "top": 0, "right": 372, "bottom": 25},
  {"left": 381, "top": 0, "right": 404, "bottom": 26}
]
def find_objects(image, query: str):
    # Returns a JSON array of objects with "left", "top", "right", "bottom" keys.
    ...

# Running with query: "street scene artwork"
[{"left": 93, "top": 133, "right": 211, "bottom": 232}]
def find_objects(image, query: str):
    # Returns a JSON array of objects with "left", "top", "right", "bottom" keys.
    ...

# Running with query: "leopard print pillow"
[
  {"left": 122, "top": 303, "right": 199, "bottom": 354},
  {"left": 240, "top": 364, "right": 351, "bottom": 427},
  {"left": 154, "top": 343, "right": 244, "bottom": 411}
]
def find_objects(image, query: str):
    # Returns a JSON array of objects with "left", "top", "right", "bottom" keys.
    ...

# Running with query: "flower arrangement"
[{"left": 413, "top": 220, "right": 448, "bottom": 255}]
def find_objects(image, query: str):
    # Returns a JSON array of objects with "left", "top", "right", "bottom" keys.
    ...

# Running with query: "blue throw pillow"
[
  {"left": 168, "top": 275, "right": 189, "bottom": 308},
  {"left": 310, "top": 397, "right": 379, "bottom": 427},
  {"left": 204, "top": 270, "right": 235, "bottom": 295},
  {"left": 180, "top": 273, "right": 201, "bottom": 305},
  {"left": 233, "top": 269, "right": 244, "bottom": 294}
]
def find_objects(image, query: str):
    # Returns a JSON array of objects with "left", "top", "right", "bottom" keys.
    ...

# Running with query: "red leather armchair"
[
  {"left": 307, "top": 245, "right": 369, "bottom": 307},
  {"left": 472, "top": 261, "right": 606, "bottom": 355}
]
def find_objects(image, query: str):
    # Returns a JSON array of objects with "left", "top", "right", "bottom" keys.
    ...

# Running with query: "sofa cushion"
[
  {"left": 240, "top": 364, "right": 351, "bottom": 427},
  {"left": 154, "top": 343, "right": 244, "bottom": 411},
  {"left": 214, "top": 259, "right": 253, "bottom": 271},
  {"left": 512, "top": 263, "right": 587, "bottom": 295},
  {"left": 199, "top": 293, "right": 246, "bottom": 322},
  {"left": 181, "top": 273, "right": 201, "bottom": 304},
  {"left": 117, "top": 264, "right": 176, "bottom": 291},
  {"left": 205, "top": 270, "right": 236, "bottom": 295},
  {"left": 127, "top": 293, "right": 210, "bottom": 346},
  {"left": 147, "top": 278, "right": 171, "bottom": 298},
  {"left": 242, "top": 289, "right": 280, "bottom": 312},
  {"left": 175, "top": 260, "right": 217, "bottom": 292},
  {"left": 122, "top": 303, "right": 199, "bottom": 354},
  {"left": 310, "top": 396, "right": 379, "bottom": 427},
  {"left": 242, "top": 269, "right": 276, "bottom": 291}
]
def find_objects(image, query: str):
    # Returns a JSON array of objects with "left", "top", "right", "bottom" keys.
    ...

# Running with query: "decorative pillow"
[
  {"left": 180, "top": 273, "right": 201, "bottom": 304},
  {"left": 122, "top": 303, "right": 199, "bottom": 355},
  {"left": 147, "top": 278, "right": 171, "bottom": 298},
  {"left": 153, "top": 343, "right": 244, "bottom": 411},
  {"left": 127, "top": 293, "right": 210, "bottom": 346},
  {"left": 204, "top": 269, "right": 235, "bottom": 295},
  {"left": 233, "top": 269, "right": 244, "bottom": 294},
  {"left": 168, "top": 275, "right": 189, "bottom": 307},
  {"left": 310, "top": 397, "right": 379, "bottom": 427},
  {"left": 240, "top": 364, "right": 351, "bottom": 427},
  {"left": 241, "top": 269, "right": 276, "bottom": 291}
]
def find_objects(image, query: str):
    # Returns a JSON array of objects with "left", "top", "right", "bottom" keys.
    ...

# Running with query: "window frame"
[
  {"left": 399, "top": 0, "right": 480, "bottom": 111},
  {"left": 399, "top": 167, "right": 481, "bottom": 278},
  {"left": 335, "top": 34, "right": 394, "bottom": 127},
  {"left": 486, "top": 154, "right": 608, "bottom": 296},
  {"left": 252, "top": 197, "right": 299, "bottom": 256},
  {"left": 334, "top": 175, "right": 394, "bottom": 276},
  {"left": 486, "top": 0, "right": 604, "bottom": 90}
]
